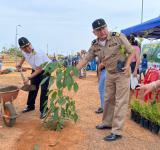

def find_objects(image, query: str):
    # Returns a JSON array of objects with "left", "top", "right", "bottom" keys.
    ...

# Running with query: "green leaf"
[
  {"left": 39, "top": 76, "right": 49, "bottom": 87},
  {"left": 57, "top": 72, "right": 64, "bottom": 81},
  {"left": 46, "top": 120, "right": 53, "bottom": 128},
  {"left": 73, "top": 82, "right": 79, "bottom": 93},
  {"left": 58, "top": 90, "right": 62, "bottom": 97},
  {"left": 46, "top": 90, "right": 53, "bottom": 96},
  {"left": 32, "top": 145, "right": 41, "bottom": 150},
  {"left": 66, "top": 96, "right": 69, "bottom": 100},
  {"left": 69, "top": 115, "right": 73, "bottom": 119},
  {"left": 63, "top": 70, "right": 66, "bottom": 77},
  {"left": 48, "top": 76, "right": 55, "bottom": 89},
  {"left": 51, "top": 92, "right": 57, "bottom": 100},
  {"left": 67, "top": 80, "right": 73, "bottom": 91},
  {"left": 58, "top": 60, "right": 64, "bottom": 68},
  {"left": 65, "top": 75, "right": 72, "bottom": 86},
  {"left": 67, "top": 109, "right": 71, "bottom": 115},
  {"left": 43, "top": 69, "right": 50, "bottom": 75},
  {"left": 52, "top": 111, "right": 58, "bottom": 124},
  {"left": 56, "top": 80, "right": 63, "bottom": 89},
  {"left": 56, "top": 123, "right": 61, "bottom": 131},
  {"left": 56, "top": 69, "right": 62, "bottom": 76},
  {"left": 73, "top": 113, "right": 78, "bottom": 123},
  {"left": 61, "top": 108, "right": 65, "bottom": 118},
  {"left": 66, "top": 103, "right": 69, "bottom": 112},
  {"left": 54, "top": 107, "right": 59, "bottom": 112},
  {"left": 72, "top": 105, "right": 75, "bottom": 111},
  {"left": 71, "top": 101, "right": 75, "bottom": 106},
  {"left": 59, "top": 99, "right": 66, "bottom": 105},
  {"left": 46, "top": 62, "right": 57, "bottom": 71},
  {"left": 36, "top": 139, "right": 42, "bottom": 142},
  {"left": 43, "top": 100, "right": 48, "bottom": 106},
  {"left": 60, "top": 120, "right": 65, "bottom": 125},
  {"left": 50, "top": 101, "right": 54, "bottom": 110},
  {"left": 43, "top": 104, "right": 48, "bottom": 113},
  {"left": 40, "top": 62, "right": 48, "bottom": 67},
  {"left": 66, "top": 65, "right": 72, "bottom": 74},
  {"left": 63, "top": 82, "right": 67, "bottom": 88},
  {"left": 73, "top": 67, "right": 79, "bottom": 77}
]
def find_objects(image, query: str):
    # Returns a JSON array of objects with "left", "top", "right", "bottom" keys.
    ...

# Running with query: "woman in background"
[{"left": 126, "top": 35, "right": 140, "bottom": 104}]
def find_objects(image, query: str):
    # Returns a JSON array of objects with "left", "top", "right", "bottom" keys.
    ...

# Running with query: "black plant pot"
[
  {"left": 158, "top": 129, "right": 160, "bottom": 137},
  {"left": 130, "top": 109, "right": 135, "bottom": 120},
  {"left": 152, "top": 123, "right": 159, "bottom": 135},
  {"left": 134, "top": 114, "right": 137, "bottom": 122},
  {"left": 149, "top": 121, "right": 152, "bottom": 132},
  {"left": 140, "top": 116, "right": 144, "bottom": 127},
  {"left": 143, "top": 119, "right": 149, "bottom": 130},
  {"left": 136, "top": 115, "right": 140, "bottom": 124}
]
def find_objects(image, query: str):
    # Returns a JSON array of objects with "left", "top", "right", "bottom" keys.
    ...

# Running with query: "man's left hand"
[
  {"left": 121, "top": 65, "right": 129, "bottom": 74},
  {"left": 133, "top": 70, "right": 137, "bottom": 77},
  {"left": 24, "top": 78, "right": 29, "bottom": 84}
]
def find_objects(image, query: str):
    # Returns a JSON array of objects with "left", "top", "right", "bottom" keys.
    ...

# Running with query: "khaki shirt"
[{"left": 84, "top": 32, "right": 134, "bottom": 73}]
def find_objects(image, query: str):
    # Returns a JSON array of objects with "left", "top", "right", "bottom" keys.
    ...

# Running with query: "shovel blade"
[{"left": 21, "top": 85, "right": 37, "bottom": 91}]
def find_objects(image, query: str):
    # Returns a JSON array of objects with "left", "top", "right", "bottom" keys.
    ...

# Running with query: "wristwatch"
[{"left": 28, "top": 77, "right": 31, "bottom": 80}]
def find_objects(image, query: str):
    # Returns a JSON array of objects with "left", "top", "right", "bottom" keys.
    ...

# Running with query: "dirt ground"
[{"left": 0, "top": 60, "right": 160, "bottom": 150}]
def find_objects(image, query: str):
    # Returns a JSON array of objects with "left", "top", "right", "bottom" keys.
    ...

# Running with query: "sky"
[{"left": 0, "top": 0, "right": 160, "bottom": 56}]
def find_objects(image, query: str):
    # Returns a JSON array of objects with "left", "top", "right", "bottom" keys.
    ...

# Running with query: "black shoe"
[
  {"left": 22, "top": 107, "right": 35, "bottom": 113},
  {"left": 96, "top": 125, "right": 112, "bottom": 130},
  {"left": 95, "top": 108, "right": 103, "bottom": 113},
  {"left": 104, "top": 133, "right": 122, "bottom": 141},
  {"left": 40, "top": 113, "right": 46, "bottom": 119}
]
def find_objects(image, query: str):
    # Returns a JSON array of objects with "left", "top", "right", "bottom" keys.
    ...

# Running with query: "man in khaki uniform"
[{"left": 72, "top": 18, "right": 135, "bottom": 141}]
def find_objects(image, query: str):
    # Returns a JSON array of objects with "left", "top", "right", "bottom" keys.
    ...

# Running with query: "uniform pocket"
[{"left": 95, "top": 51, "right": 102, "bottom": 60}]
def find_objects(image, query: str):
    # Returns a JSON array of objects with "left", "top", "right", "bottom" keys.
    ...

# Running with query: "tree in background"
[{"left": 1, "top": 45, "right": 22, "bottom": 57}]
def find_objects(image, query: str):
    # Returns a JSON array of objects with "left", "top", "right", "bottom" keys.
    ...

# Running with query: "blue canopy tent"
[{"left": 121, "top": 16, "right": 160, "bottom": 39}]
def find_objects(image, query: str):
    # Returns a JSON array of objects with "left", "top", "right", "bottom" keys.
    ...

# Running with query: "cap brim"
[{"left": 94, "top": 24, "right": 107, "bottom": 30}]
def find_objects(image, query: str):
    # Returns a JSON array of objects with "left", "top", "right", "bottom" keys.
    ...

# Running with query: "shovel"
[{"left": 19, "top": 67, "right": 37, "bottom": 91}]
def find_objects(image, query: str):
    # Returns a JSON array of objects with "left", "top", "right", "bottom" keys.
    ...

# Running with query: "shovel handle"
[
  {"left": 20, "top": 70, "right": 25, "bottom": 81},
  {"left": 18, "top": 67, "right": 25, "bottom": 82}
]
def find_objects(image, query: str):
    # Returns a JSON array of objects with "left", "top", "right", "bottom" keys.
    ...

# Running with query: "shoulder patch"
[
  {"left": 88, "top": 47, "right": 92, "bottom": 52},
  {"left": 91, "top": 39, "right": 96, "bottom": 46},
  {"left": 112, "top": 32, "right": 120, "bottom": 37},
  {"left": 32, "top": 50, "right": 36, "bottom": 55}
]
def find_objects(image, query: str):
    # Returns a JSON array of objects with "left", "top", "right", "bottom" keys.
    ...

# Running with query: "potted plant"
[
  {"left": 149, "top": 103, "right": 160, "bottom": 134},
  {"left": 128, "top": 98, "right": 141, "bottom": 123},
  {"left": 141, "top": 102, "right": 151, "bottom": 130}
]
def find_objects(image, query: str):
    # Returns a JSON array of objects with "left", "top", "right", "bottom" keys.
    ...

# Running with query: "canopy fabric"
[{"left": 121, "top": 16, "right": 160, "bottom": 39}]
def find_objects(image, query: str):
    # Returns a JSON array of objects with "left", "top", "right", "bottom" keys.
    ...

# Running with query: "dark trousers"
[{"left": 27, "top": 69, "right": 50, "bottom": 113}]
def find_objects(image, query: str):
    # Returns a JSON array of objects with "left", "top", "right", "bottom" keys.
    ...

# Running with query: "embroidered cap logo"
[
  {"left": 97, "top": 21, "right": 100, "bottom": 25},
  {"left": 22, "top": 40, "right": 25, "bottom": 43}
]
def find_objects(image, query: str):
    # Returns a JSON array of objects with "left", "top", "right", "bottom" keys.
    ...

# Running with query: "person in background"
[
  {"left": 126, "top": 35, "right": 140, "bottom": 104},
  {"left": 95, "top": 62, "right": 106, "bottom": 113},
  {"left": 139, "top": 54, "right": 148, "bottom": 80},
  {"left": 75, "top": 52, "right": 80, "bottom": 65},
  {"left": 68, "top": 55, "right": 72, "bottom": 65},
  {"left": 52, "top": 53, "right": 57, "bottom": 62},
  {"left": 79, "top": 50, "right": 84, "bottom": 77},
  {"left": 17, "top": 37, "right": 51, "bottom": 119},
  {"left": 82, "top": 50, "right": 87, "bottom": 78},
  {"left": 137, "top": 79, "right": 160, "bottom": 95}
]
